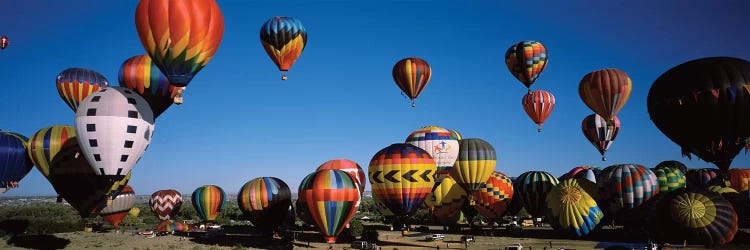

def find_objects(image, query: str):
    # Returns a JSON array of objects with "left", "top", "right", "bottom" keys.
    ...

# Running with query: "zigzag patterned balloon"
[{"left": 149, "top": 189, "right": 183, "bottom": 221}]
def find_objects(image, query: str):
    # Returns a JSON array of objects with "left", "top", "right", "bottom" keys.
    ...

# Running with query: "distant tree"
[{"left": 348, "top": 219, "right": 364, "bottom": 238}]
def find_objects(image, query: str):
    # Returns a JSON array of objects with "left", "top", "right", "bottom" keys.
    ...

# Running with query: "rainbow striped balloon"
[
  {"left": 369, "top": 143, "right": 436, "bottom": 217},
  {"left": 260, "top": 16, "right": 307, "bottom": 80},
  {"left": 392, "top": 57, "right": 432, "bottom": 107},
  {"left": 316, "top": 159, "right": 366, "bottom": 194},
  {"left": 505, "top": 40, "right": 548, "bottom": 89},
  {"left": 28, "top": 125, "right": 76, "bottom": 178},
  {"left": 56, "top": 68, "right": 108, "bottom": 112},
  {"left": 238, "top": 177, "right": 292, "bottom": 232},
  {"left": 299, "top": 170, "right": 360, "bottom": 243},
  {"left": 191, "top": 185, "right": 226, "bottom": 222},
  {"left": 119, "top": 54, "right": 179, "bottom": 118}
]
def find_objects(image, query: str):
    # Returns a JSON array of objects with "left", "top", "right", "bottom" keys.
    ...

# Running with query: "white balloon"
[
  {"left": 405, "top": 126, "right": 460, "bottom": 184},
  {"left": 75, "top": 87, "right": 155, "bottom": 178}
]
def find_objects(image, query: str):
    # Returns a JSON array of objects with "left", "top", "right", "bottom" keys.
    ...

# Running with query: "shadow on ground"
[{"left": 7, "top": 234, "right": 70, "bottom": 249}]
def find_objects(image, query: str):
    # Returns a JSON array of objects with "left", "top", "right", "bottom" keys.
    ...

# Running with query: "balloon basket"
[{"left": 281, "top": 74, "right": 288, "bottom": 81}]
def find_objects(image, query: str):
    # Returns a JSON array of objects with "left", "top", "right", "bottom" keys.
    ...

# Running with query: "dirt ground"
[{"left": 1, "top": 228, "right": 749, "bottom": 249}]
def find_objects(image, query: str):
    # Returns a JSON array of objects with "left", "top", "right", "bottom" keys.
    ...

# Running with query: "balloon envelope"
[
  {"left": 657, "top": 188, "right": 738, "bottom": 247},
  {"left": 237, "top": 177, "right": 292, "bottom": 233},
  {"left": 28, "top": 125, "right": 76, "bottom": 179},
  {"left": 505, "top": 40, "right": 548, "bottom": 89},
  {"left": 473, "top": 171, "right": 514, "bottom": 222},
  {"left": 425, "top": 176, "right": 466, "bottom": 222},
  {"left": 598, "top": 164, "right": 659, "bottom": 213},
  {"left": 579, "top": 68, "right": 632, "bottom": 121},
  {"left": 100, "top": 185, "right": 136, "bottom": 229},
  {"left": 581, "top": 114, "right": 620, "bottom": 160},
  {"left": 56, "top": 68, "right": 108, "bottom": 112},
  {"left": 260, "top": 16, "right": 307, "bottom": 80},
  {"left": 651, "top": 167, "right": 687, "bottom": 192},
  {"left": 522, "top": 90, "right": 555, "bottom": 132},
  {"left": 135, "top": 0, "right": 225, "bottom": 86},
  {"left": 149, "top": 189, "right": 183, "bottom": 221},
  {"left": 392, "top": 57, "right": 431, "bottom": 107},
  {"left": 514, "top": 171, "right": 559, "bottom": 217},
  {"left": 449, "top": 138, "right": 496, "bottom": 204},
  {"left": 546, "top": 179, "right": 604, "bottom": 237},
  {"left": 192, "top": 185, "right": 226, "bottom": 222},
  {"left": 118, "top": 54, "right": 180, "bottom": 118},
  {"left": 369, "top": 143, "right": 435, "bottom": 217},
  {"left": 316, "top": 159, "right": 366, "bottom": 195},
  {"left": 299, "top": 170, "right": 360, "bottom": 243},
  {"left": 405, "top": 126, "right": 459, "bottom": 184},
  {"left": 0, "top": 132, "right": 33, "bottom": 192}
]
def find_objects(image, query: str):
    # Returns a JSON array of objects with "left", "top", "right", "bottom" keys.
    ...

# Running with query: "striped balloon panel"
[
  {"left": 118, "top": 54, "right": 176, "bottom": 118},
  {"left": 578, "top": 68, "right": 632, "bottom": 121},
  {"left": 149, "top": 189, "right": 183, "bottom": 221},
  {"left": 598, "top": 164, "right": 659, "bottom": 210},
  {"left": 369, "top": 143, "right": 435, "bottom": 216},
  {"left": 450, "top": 138, "right": 496, "bottom": 196},
  {"left": 505, "top": 40, "right": 548, "bottom": 88},
  {"left": 135, "top": 0, "right": 224, "bottom": 86},
  {"left": 100, "top": 185, "right": 136, "bottom": 228},
  {"left": 0, "top": 132, "right": 33, "bottom": 190},
  {"left": 299, "top": 170, "right": 360, "bottom": 243},
  {"left": 191, "top": 185, "right": 226, "bottom": 222},
  {"left": 28, "top": 125, "right": 76, "bottom": 178},
  {"left": 521, "top": 90, "right": 555, "bottom": 130},
  {"left": 651, "top": 167, "right": 687, "bottom": 192},
  {"left": 425, "top": 176, "right": 466, "bottom": 220},
  {"left": 560, "top": 166, "right": 599, "bottom": 183},
  {"left": 260, "top": 16, "right": 307, "bottom": 71},
  {"left": 392, "top": 57, "right": 431, "bottom": 100},
  {"left": 546, "top": 179, "right": 603, "bottom": 237},
  {"left": 405, "top": 126, "right": 459, "bottom": 183},
  {"left": 56, "top": 68, "right": 108, "bottom": 112},
  {"left": 581, "top": 114, "right": 620, "bottom": 157},
  {"left": 686, "top": 168, "right": 718, "bottom": 188},
  {"left": 707, "top": 185, "right": 737, "bottom": 195},
  {"left": 655, "top": 160, "right": 687, "bottom": 174},
  {"left": 373, "top": 195, "right": 394, "bottom": 217},
  {"left": 448, "top": 128, "right": 463, "bottom": 141},
  {"left": 238, "top": 177, "right": 292, "bottom": 232},
  {"left": 317, "top": 159, "right": 367, "bottom": 194},
  {"left": 473, "top": 171, "right": 514, "bottom": 221},
  {"left": 514, "top": 171, "right": 559, "bottom": 217},
  {"left": 658, "top": 189, "right": 738, "bottom": 247},
  {"left": 728, "top": 168, "right": 750, "bottom": 192}
]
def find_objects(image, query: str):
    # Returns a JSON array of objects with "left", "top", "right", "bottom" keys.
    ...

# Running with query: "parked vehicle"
[
  {"left": 507, "top": 243, "right": 523, "bottom": 250},
  {"left": 426, "top": 234, "right": 445, "bottom": 241},
  {"left": 351, "top": 241, "right": 377, "bottom": 250},
  {"left": 461, "top": 235, "right": 475, "bottom": 243}
]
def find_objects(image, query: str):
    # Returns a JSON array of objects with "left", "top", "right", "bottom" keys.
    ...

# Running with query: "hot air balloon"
[
  {"left": 28, "top": 125, "right": 76, "bottom": 201},
  {"left": 156, "top": 220, "right": 189, "bottom": 234},
  {"left": 522, "top": 90, "right": 555, "bottom": 132},
  {"left": 448, "top": 128, "right": 463, "bottom": 141},
  {"left": 0, "top": 35, "right": 8, "bottom": 50},
  {"left": 295, "top": 194, "right": 315, "bottom": 226},
  {"left": 99, "top": 185, "right": 136, "bottom": 230},
  {"left": 405, "top": 126, "right": 459, "bottom": 184},
  {"left": 316, "top": 159, "right": 366, "bottom": 195},
  {"left": 505, "top": 40, "right": 548, "bottom": 91},
  {"left": 708, "top": 185, "right": 738, "bottom": 195},
  {"left": 655, "top": 160, "right": 688, "bottom": 174},
  {"left": 424, "top": 176, "right": 466, "bottom": 222},
  {"left": 47, "top": 139, "right": 130, "bottom": 218},
  {"left": 237, "top": 177, "right": 292, "bottom": 233},
  {"left": 506, "top": 188, "right": 523, "bottom": 216},
  {"left": 651, "top": 166, "right": 687, "bottom": 192},
  {"left": 546, "top": 179, "right": 604, "bottom": 237},
  {"left": 149, "top": 190, "right": 183, "bottom": 221},
  {"left": 582, "top": 114, "right": 620, "bottom": 161},
  {"left": 685, "top": 168, "right": 719, "bottom": 188},
  {"left": 74, "top": 87, "right": 155, "bottom": 183},
  {"left": 657, "top": 188, "right": 738, "bottom": 247},
  {"left": 473, "top": 172, "right": 514, "bottom": 222},
  {"left": 648, "top": 57, "right": 750, "bottom": 179},
  {"left": 579, "top": 68, "right": 632, "bottom": 122},
  {"left": 392, "top": 57, "right": 432, "bottom": 107},
  {"left": 298, "top": 169, "right": 360, "bottom": 243},
  {"left": 597, "top": 164, "right": 659, "bottom": 214},
  {"left": 373, "top": 195, "right": 395, "bottom": 218},
  {"left": 119, "top": 54, "right": 184, "bottom": 117},
  {"left": 135, "top": 0, "right": 225, "bottom": 87},
  {"left": 559, "top": 166, "right": 599, "bottom": 183},
  {"left": 129, "top": 207, "right": 141, "bottom": 217},
  {"left": 56, "top": 68, "right": 109, "bottom": 112},
  {"left": 727, "top": 168, "right": 750, "bottom": 192},
  {"left": 0, "top": 132, "right": 33, "bottom": 193},
  {"left": 514, "top": 171, "right": 559, "bottom": 217},
  {"left": 260, "top": 16, "right": 307, "bottom": 81},
  {"left": 450, "top": 138, "right": 496, "bottom": 205},
  {"left": 369, "top": 143, "right": 435, "bottom": 217},
  {"left": 192, "top": 185, "right": 226, "bottom": 222}
]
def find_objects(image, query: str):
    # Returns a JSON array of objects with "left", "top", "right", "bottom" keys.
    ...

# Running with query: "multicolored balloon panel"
[
  {"left": 316, "top": 159, "right": 366, "bottom": 194},
  {"left": 598, "top": 164, "right": 659, "bottom": 210},
  {"left": 559, "top": 166, "right": 599, "bottom": 183},
  {"left": 450, "top": 138, "right": 496, "bottom": 203},
  {"left": 579, "top": 68, "right": 632, "bottom": 122},
  {"left": 425, "top": 176, "right": 466, "bottom": 221},
  {"left": 28, "top": 125, "right": 76, "bottom": 178},
  {"left": 546, "top": 179, "right": 603, "bottom": 237},
  {"left": 100, "top": 185, "right": 136, "bottom": 229},
  {"left": 237, "top": 177, "right": 292, "bottom": 232},
  {"left": 727, "top": 168, "right": 750, "bottom": 192},
  {"left": 192, "top": 185, "right": 226, "bottom": 222},
  {"left": 392, "top": 57, "right": 432, "bottom": 107},
  {"left": 686, "top": 168, "right": 719, "bottom": 188},
  {"left": 514, "top": 171, "right": 559, "bottom": 217},
  {"left": 260, "top": 16, "right": 307, "bottom": 79},
  {"left": 118, "top": 54, "right": 180, "bottom": 118},
  {"left": 299, "top": 170, "right": 360, "bottom": 243},
  {"left": 582, "top": 114, "right": 620, "bottom": 161},
  {"left": 56, "top": 68, "right": 108, "bottom": 112},
  {"left": 369, "top": 143, "right": 435, "bottom": 217},
  {"left": 651, "top": 167, "right": 687, "bottom": 192},
  {"left": 522, "top": 90, "right": 555, "bottom": 132},
  {"left": 405, "top": 126, "right": 459, "bottom": 184},
  {"left": 505, "top": 40, "right": 548, "bottom": 89},
  {"left": 135, "top": 0, "right": 225, "bottom": 86},
  {"left": 473, "top": 171, "right": 514, "bottom": 221},
  {"left": 149, "top": 189, "right": 183, "bottom": 221}
]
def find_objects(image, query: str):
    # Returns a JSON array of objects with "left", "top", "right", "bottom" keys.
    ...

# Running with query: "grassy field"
[{"left": 1, "top": 226, "right": 749, "bottom": 249}]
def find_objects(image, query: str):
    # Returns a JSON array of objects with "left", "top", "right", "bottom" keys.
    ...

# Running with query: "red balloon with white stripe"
[
  {"left": 522, "top": 90, "right": 555, "bottom": 132},
  {"left": 100, "top": 185, "right": 136, "bottom": 230}
]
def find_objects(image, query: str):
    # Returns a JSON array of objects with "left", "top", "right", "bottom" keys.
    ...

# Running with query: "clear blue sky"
[{"left": 2, "top": 1, "right": 749, "bottom": 196}]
